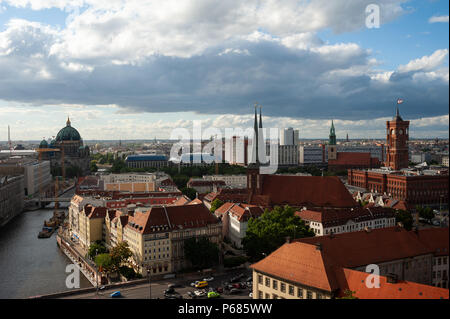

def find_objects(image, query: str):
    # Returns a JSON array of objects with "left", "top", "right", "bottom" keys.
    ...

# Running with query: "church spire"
[
  {"left": 329, "top": 120, "right": 336, "bottom": 145},
  {"left": 66, "top": 116, "right": 71, "bottom": 127},
  {"left": 259, "top": 105, "right": 263, "bottom": 129},
  {"left": 254, "top": 103, "right": 259, "bottom": 164}
]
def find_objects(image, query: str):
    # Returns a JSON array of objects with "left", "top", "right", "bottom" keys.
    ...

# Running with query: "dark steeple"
[
  {"left": 329, "top": 120, "right": 336, "bottom": 145},
  {"left": 259, "top": 105, "right": 263, "bottom": 129},
  {"left": 394, "top": 104, "right": 403, "bottom": 121},
  {"left": 253, "top": 103, "right": 259, "bottom": 164}
]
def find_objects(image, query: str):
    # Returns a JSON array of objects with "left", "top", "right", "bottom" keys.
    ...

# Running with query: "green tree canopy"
[
  {"left": 242, "top": 205, "right": 315, "bottom": 261},
  {"left": 395, "top": 209, "right": 413, "bottom": 230},
  {"left": 95, "top": 253, "right": 114, "bottom": 273},
  {"left": 181, "top": 187, "right": 197, "bottom": 200},
  {"left": 210, "top": 199, "right": 224, "bottom": 213},
  {"left": 88, "top": 242, "right": 107, "bottom": 260},
  {"left": 184, "top": 237, "right": 219, "bottom": 269},
  {"left": 417, "top": 206, "right": 435, "bottom": 223},
  {"left": 109, "top": 241, "right": 133, "bottom": 272}
]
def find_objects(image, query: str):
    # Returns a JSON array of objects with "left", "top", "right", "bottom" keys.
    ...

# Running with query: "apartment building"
[
  {"left": 123, "top": 203, "right": 222, "bottom": 276},
  {"left": 251, "top": 227, "right": 449, "bottom": 299},
  {"left": 296, "top": 206, "right": 396, "bottom": 236}
]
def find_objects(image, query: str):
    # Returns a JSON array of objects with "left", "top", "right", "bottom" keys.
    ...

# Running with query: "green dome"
[
  {"left": 56, "top": 117, "right": 81, "bottom": 142},
  {"left": 39, "top": 139, "right": 48, "bottom": 148}
]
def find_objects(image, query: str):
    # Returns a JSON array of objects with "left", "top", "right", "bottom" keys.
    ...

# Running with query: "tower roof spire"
[
  {"left": 254, "top": 103, "right": 259, "bottom": 164},
  {"left": 66, "top": 116, "right": 71, "bottom": 127}
]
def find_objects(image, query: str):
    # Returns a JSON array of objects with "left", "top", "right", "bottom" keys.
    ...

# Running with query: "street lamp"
[{"left": 143, "top": 263, "right": 152, "bottom": 300}]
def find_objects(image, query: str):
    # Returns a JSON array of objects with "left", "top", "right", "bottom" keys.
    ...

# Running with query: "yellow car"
[{"left": 195, "top": 281, "right": 208, "bottom": 288}]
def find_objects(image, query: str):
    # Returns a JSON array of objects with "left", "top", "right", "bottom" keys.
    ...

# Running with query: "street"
[{"left": 62, "top": 269, "right": 253, "bottom": 300}]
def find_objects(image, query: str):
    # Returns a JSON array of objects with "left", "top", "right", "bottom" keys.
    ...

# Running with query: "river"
[{"left": 0, "top": 206, "right": 92, "bottom": 299}]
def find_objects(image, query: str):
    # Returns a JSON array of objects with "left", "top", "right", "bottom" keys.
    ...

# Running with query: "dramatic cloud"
[{"left": 0, "top": 0, "right": 447, "bottom": 128}]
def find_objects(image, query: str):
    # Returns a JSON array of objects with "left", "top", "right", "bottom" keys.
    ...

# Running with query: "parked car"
[
  {"left": 203, "top": 276, "right": 214, "bottom": 282},
  {"left": 110, "top": 291, "right": 122, "bottom": 298},
  {"left": 208, "top": 291, "right": 220, "bottom": 298},
  {"left": 190, "top": 281, "right": 201, "bottom": 287},
  {"left": 195, "top": 281, "right": 208, "bottom": 288},
  {"left": 216, "top": 287, "right": 223, "bottom": 293},
  {"left": 194, "top": 290, "right": 206, "bottom": 297},
  {"left": 164, "top": 287, "right": 175, "bottom": 295},
  {"left": 249, "top": 292, "right": 253, "bottom": 298}
]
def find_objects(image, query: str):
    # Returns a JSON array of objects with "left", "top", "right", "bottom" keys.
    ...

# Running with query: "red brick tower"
[{"left": 385, "top": 106, "right": 409, "bottom": 170}]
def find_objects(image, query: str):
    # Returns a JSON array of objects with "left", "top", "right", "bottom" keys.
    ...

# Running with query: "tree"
[
  {"left": 417, "top": 206, "right": 435, "bottom": 223},
  {"left": 109, "top": 241, "right": 132, "bottom": 272},
  {"left": 181, "top": 187, "right": 197, "bottom": 200},
  {"left": 88, "top": 242, "right": 107, "bottom": 260},
  {"left": 95, "top": 253, "right": 114, "bottom": 273},
  {"left": 242, "top": 205, "right": 315, "bottom": 261},
  {"left": 90, "top": 160, "right": 98, "bottom": 173},
  {"left": 395, "top": 209, "right": 413, "bottom": 230},
  {"left": 184, "top": 237, "right": 219, "bottom": 269},
  {"left": 210, "top": 199, "right": 224, "bottom": 213}
]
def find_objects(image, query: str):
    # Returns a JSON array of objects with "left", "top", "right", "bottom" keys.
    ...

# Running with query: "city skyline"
[{"left": 0, "top": 0, "right": 448, "bottom": 140}]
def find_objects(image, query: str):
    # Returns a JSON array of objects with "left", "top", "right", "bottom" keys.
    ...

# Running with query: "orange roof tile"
[
  {"left": 259, "top": 175, "right": 357, "bottom": 208},
  {"left": 336, "top": 268, "right": 449, "bottom": 299}
]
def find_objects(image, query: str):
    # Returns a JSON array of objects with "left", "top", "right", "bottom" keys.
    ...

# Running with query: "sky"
[{"left": 0, "top": 0, "right": 448, "bottom": 141}]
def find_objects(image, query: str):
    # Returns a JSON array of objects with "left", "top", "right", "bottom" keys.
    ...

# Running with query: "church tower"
[
  {"left": 247, "top": 104, "right": 263, "bottom": 196},
  {"left": 385, "top": 105, "right": 409, "bottom": 170},
  {"left": 328, "top": 120, "right": 337, "bottom": 160}
]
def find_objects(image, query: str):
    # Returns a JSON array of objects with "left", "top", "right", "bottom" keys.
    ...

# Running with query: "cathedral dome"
[
  {"left": 39, "top": 139, "right": 48, "bottom": 148},
  {"left": 56, "top": 117, "right": 81, "bottom": 142}
]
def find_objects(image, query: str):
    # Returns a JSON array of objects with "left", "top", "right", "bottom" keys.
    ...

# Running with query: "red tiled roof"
[
  {"left": 415, "top": 227, "right": 449, "bottom": 257},
  {"left": 251, "top": 227, "right": 449, "bottom": 297},
  {"left": 328, "top": 152, "right": 380, "bottom": 167},
  {"left": 296, "top": 227, "right": 433, "bottom": 267},
  {"left": 214, "top": 202, "right": 235, "bottom": 217},
  {"left": 336, "top": 268, "right": 449, "bottom": 299},
  {"left": 258, "top": 175, "right": 357, "bottom": 208},
  {"left": 187, "top": 179, "right": 226, "bottom": 186},
  {"left": 87, "top": 206, "right": 107, "bottom": 219},
  {"left": 296, "top": 207, "right": 395, "bottom": 228},
  {"left": 126, "top": 203, "right": 219, "bottom": 234},
  {"left": 250, "top": 241, "right": 339, "bottom": 292}
]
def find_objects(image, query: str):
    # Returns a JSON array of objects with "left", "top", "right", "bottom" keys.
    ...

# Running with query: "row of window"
[{"left": 258, "top": 274, "right": 321, "bottom": 299}]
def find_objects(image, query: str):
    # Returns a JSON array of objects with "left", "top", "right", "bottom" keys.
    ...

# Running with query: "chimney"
[{"left": 386, "top": 273, "right": 398, "bottom": 284}]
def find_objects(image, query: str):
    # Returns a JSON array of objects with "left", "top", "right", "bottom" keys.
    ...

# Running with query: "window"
[
  {"left": 265, "top": 293, "right": 270, "bottom": 299},
  {"left": 298, "top": 288, "right": 303, "bottom": 299},
  {"left": 258, "top": 291, "right": 263, "bottom": 299},
  {"left": 306, "top": 291, "right": 313, "bottom": 299},
  {"left": 265, "top": 277, "right": 270, "bottom": 287},
  {"left": 272, "top": 280, "right": 278, "bottom": 290},
  {"left": 258, "top": 275, "right": 263, "bottom": 284},
  {"left": 317, "top": 293, "right": 322, "bottom": 299},
  {"left": 272, "top": 294, "right": 278, "bottom": 299},
  {"left": 280, "top": 283, "right": 286, "bottom": 293},
  {"left": 289, "top": 285, "right": 294, "bottom": 296}
]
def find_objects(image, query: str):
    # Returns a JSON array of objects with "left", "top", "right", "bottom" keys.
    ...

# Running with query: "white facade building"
[{"left": 280, "top": 128, "right": 299, "bottom": 146}]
